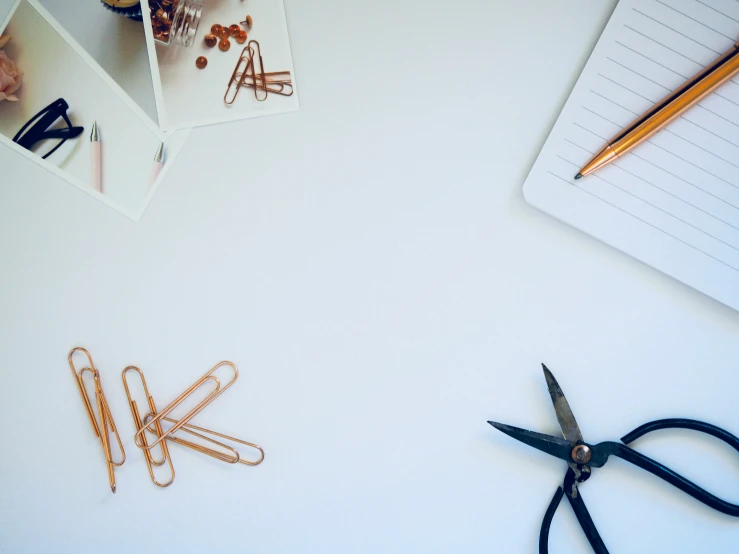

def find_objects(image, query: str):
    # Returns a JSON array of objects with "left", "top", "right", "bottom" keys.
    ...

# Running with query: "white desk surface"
[{"left": 1, "top": 1, "right": 738, "bottom": 553}]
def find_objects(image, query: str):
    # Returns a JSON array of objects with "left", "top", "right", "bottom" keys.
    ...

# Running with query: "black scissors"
[{"left": 488, "top": 364, "right": 739, "bottom": 553}]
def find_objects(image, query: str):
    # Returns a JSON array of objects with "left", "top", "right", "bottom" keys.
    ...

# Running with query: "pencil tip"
[
  {"left": 574, "top": 173, "right": 583, "bottom": 180},
  {"left": 90, "top": 121, "right": 99, "bottom": 142}
]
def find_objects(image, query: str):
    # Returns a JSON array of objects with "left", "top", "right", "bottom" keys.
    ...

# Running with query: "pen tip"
[
  {"left": 154, "top": 142, "right": 164, "bottom": 163},
  {"left": 574, "top": 173, "right": 583, "bottom": 180}
]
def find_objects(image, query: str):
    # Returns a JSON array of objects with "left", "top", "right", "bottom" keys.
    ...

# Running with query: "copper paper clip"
[
  {"left": 224, "top": 41, "right": 293, "bottom": 104},
  {"left": 249, "top": 40, "right": 269, "bottom": 102},
  {"left": 122, "top": 367, "right": 175, "bottom": 487},
  {"left": 134, "top": 361, "right": 238, "bottom": 451},
  {"left": 234, "top": 70, "right": 294, "bottom": 97},
  {"left": 225, "top": 46, "right": 254, "bottom": 104},
  {"left": 68, "top": 347, "right": 126, "bottom": 493},
  {"left": 143, "top": 414, "right": 265, "bottom": 466}
]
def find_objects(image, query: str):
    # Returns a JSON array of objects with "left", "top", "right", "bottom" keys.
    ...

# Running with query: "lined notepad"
[{"left": 523, "top": 0, "right": 739, "bottom": 311}]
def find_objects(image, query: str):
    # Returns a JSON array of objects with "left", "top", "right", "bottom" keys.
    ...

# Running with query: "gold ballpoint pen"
[{"left": 576, "top": 39, "right": 739, "bottom": 179}]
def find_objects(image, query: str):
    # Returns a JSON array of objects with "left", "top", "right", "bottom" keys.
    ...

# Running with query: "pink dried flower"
[{"left": 0, "top": 49, "right": 23, "bottom": 102}]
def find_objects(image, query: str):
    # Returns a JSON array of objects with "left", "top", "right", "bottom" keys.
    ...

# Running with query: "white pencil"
[
  {"left": 148, "top": 142, "right": 164, "bottom": 190},
  {"left": 90, "top": 121, "right": 102, "bottom": 193}
]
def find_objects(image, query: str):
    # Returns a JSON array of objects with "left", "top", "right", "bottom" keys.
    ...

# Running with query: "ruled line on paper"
[
  {"left": 615, "top": 40, "right": 690, "bottom": 78},
  {"left": 561, "top": 159, "right": 739, "bottom": 253},
  {"left": 588, "top": 90, "right": 640, "bottom": 115},
  {"left": 605, "top": 16, "right": 738, "bottom": 111},
  {"left": 566, "top": 126, "right": 739, "bottom": 211},
  {"left": 696, "top": 104, "right": 739, "bottom": 128},
  {"left": 679, "top": 115, "right": 739, "bottom": 148},
  {"left": 598, "top": 74, "right": 659, "bottom": 102},
  {"left": 653, "top": 0, "right": 735, "bottom": 41},
  {"left": 599, "top": 51, "right": 739, "bottom": 147},
  {"left": 546, "top": 171, "right": 739, "bottom": 274},
  {"left": 695, "top": 0, "right": 739, "bottom": 25},
  {"left": 630, "top": 151, "right": 739, "bottom": 210},
  {"left": 623, "top": 25, "right": 706, "bottom": 67},
  {"left": 606, "top": 57, "right": 674, "bottom": 90},
  {"left": 644, "top": 139, "right": 739, "bottom": 190},
  {"left": 608, "top": 159, "right": 739, "bottom": 231},
  {"left": 592, "top": 67, "right": 739, "bottom": 147},
  {"left": 713, "top": 91, "right": 739, "bottom": 107},
  {"left": 626, "top": 26, "right": 705, "bottom": 67},
  {"left": 633, "top": 8, "right": 723, "bottom": 54},
  {"left": 560, "top": 138, "right": 739, "bottom": 231},
  {"left": 664, "top": 128, "right": 739, "bottom": 169},
  {"left": 573, "top": 123, "right": 608, "bottom": 141},
  {"left": 581, "top": 106, "right": 625, "bottom": 128},
  {"left": 556, "top": 154, "right": 739, "bottom": 246},
  {"left": 569, "top": 104, "right": 739, "bottom": 197}
]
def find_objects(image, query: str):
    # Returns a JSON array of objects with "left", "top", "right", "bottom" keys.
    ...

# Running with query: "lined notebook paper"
[{"left": 523, "top": 0, "right": 739, "bottom": 311}]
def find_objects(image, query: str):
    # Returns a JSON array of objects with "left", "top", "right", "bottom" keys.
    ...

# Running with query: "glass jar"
[{"left": 149, "top": 0, "right": 203, "bottom": 47}]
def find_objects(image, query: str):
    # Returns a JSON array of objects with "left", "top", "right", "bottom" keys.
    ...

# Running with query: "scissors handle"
[
  {"left": 539, "top": 487, "right": 564, "bottom": 553},
  {"left": 539, "top": 469, "right": 610, "bottom": 554},
  {"left": 601, "top": 418, "right": 739, "bottom": 517},
  {"left": 621, "top": 418, "right": 739, "bottom": 448}
]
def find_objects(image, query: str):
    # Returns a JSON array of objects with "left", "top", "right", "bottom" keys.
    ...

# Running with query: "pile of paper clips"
[
  {"left": 225, "top": 40, "right": 294, "bottom": 104},
  {"left": 68, "top": 347, "right": 264, "bottom": 492}
]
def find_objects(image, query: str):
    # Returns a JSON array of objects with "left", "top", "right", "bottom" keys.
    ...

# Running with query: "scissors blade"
[
  {"left": 488, "top": 421, "right": 573, "bottom": 463},
  {"left": 542, "top": 364, "right": 583, "bottom": 443}
]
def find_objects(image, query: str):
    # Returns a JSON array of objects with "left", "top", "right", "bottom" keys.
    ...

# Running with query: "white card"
[
  {"left": 142, "top": 0, "right": 299, "bottom": 131},
  {"left": 0, "top": 0, "right": 189, "bottom": 221}
]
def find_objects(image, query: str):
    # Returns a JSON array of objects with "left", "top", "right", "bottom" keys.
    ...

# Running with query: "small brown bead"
[
  {"left": 196, "top": 56, "right": 208, "bottom": 69},
  {"left": 229, "top": 24, "right": 240, "bottom": 37},
  {"left": 235, "top": 30, "right": 247, "bottom": 44},
  {"left": 204, "top": 34, "right": 217, "bottom": 47},
  {"left": 211, "top": 24, "right": 222, "bottom": 34},
  {"left": 217, "top": 27, "right": 230, "bottom": 39},
  {"left": 218, "top": 38, "right": 231, "bottom": 52}
]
